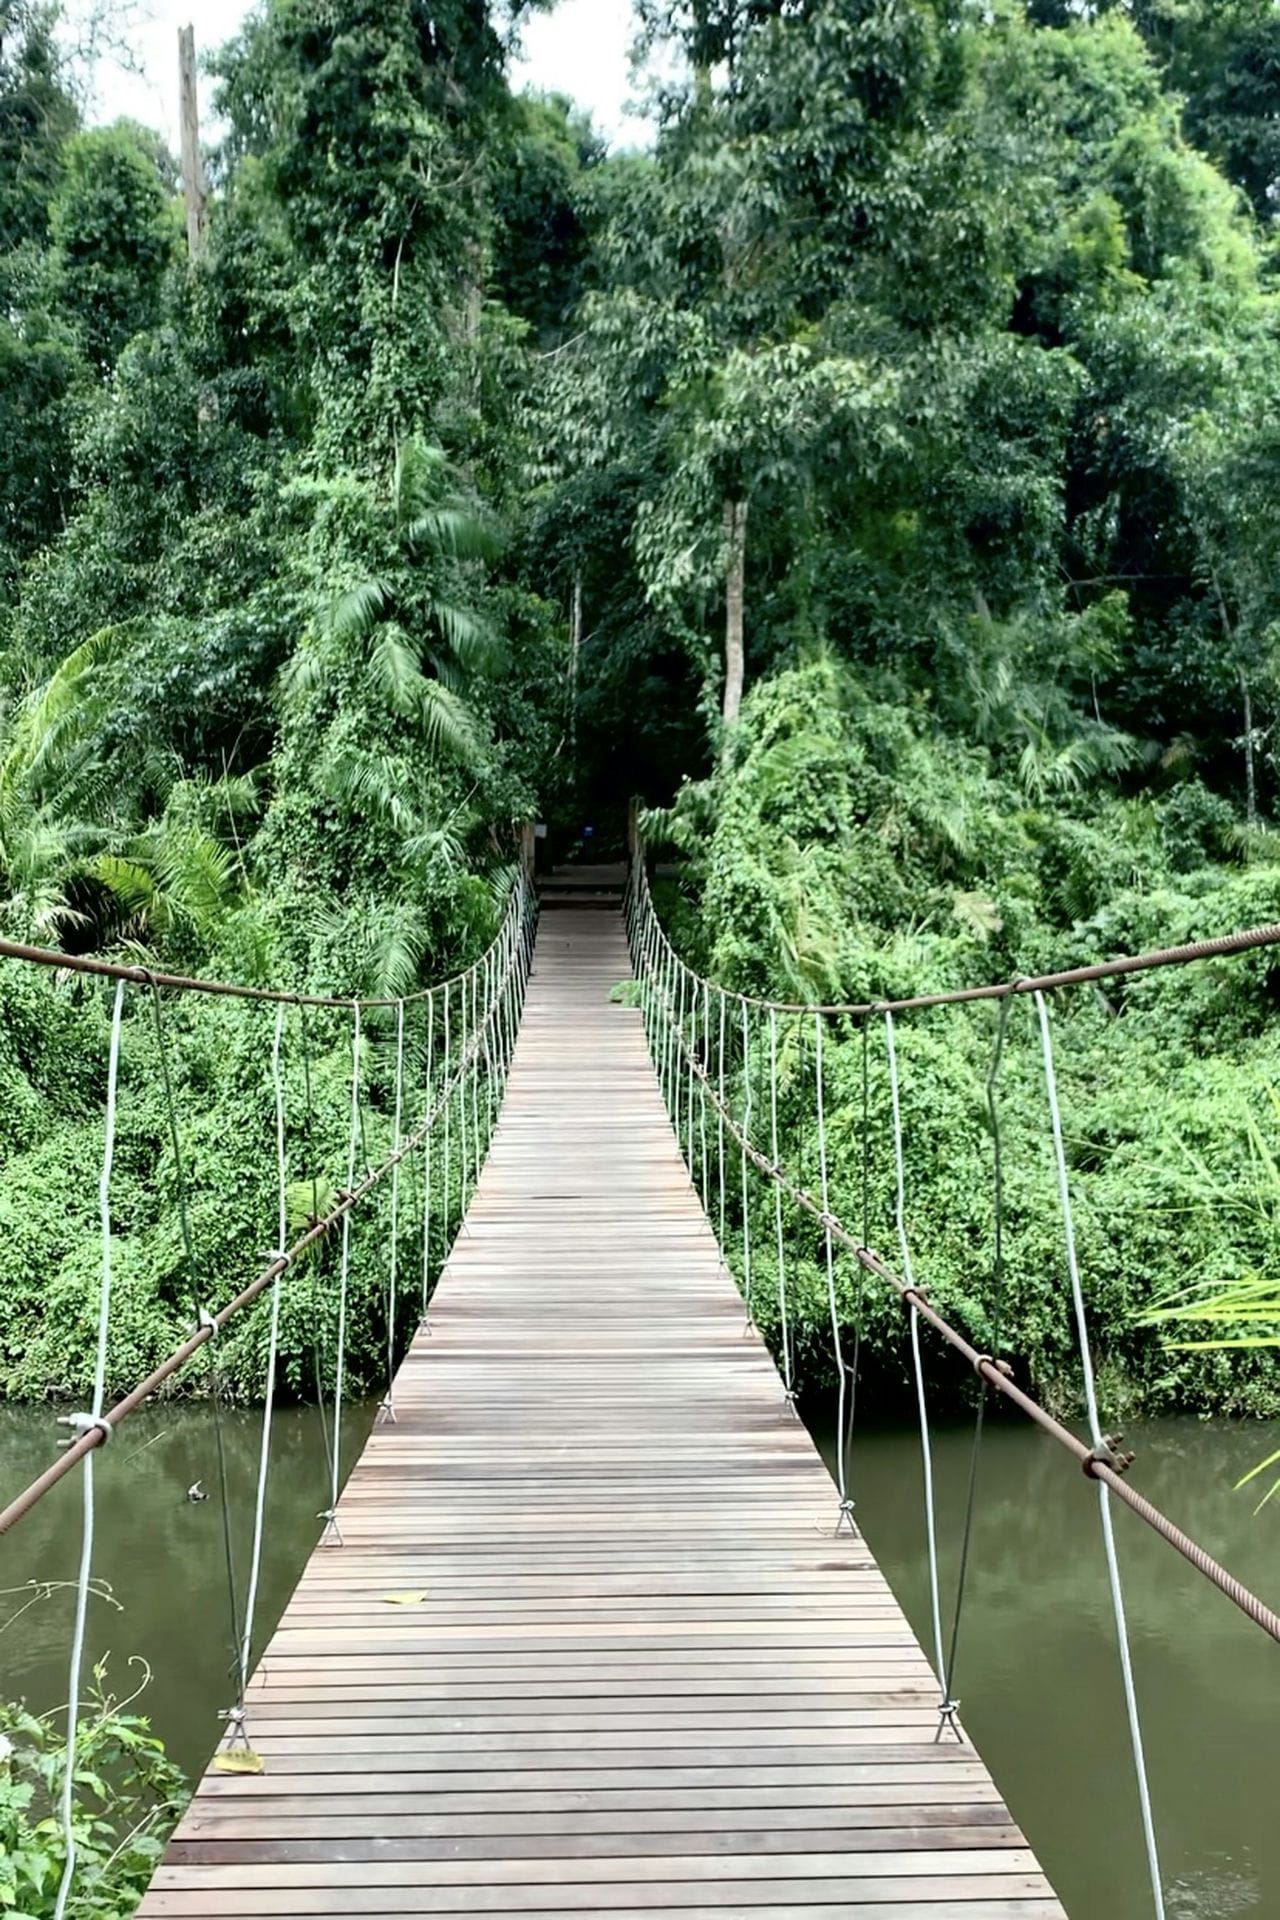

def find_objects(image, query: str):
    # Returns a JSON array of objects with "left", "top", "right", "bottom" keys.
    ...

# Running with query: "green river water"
[{"left": 1, "top": 1401, "right": 1275, "bottom": 1919}]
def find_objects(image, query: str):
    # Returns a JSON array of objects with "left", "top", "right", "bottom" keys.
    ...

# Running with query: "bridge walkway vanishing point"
[{"left": 138, "top": 909, "right": 1068, "bottom": 1920}]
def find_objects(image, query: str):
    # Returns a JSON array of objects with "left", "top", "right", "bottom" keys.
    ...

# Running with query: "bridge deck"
[{"left": 141, "top": 911, "right": 1066, "bottom": 1920}]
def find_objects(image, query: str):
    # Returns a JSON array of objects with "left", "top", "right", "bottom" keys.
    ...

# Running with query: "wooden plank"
[{"left": 137, "top": 912, "right": 1065, "bottom": 1920}]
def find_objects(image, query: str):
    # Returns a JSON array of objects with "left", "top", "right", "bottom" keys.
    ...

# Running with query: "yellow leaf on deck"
[
  {"left": 213, "top": 1751, "right": 265, "bottom": 1775},
  {"left": 381, "top": 1591, "right": 430, "bottom": 1605}
]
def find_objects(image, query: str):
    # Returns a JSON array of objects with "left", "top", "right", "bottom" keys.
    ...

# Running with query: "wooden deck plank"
[{"left": 137, "top": 912, "right": 1066, "bottom": 1920}]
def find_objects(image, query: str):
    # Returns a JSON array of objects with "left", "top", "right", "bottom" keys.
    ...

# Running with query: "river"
[{"left": 1, "top": 1401, "right": 1275, "bottom": 1918}]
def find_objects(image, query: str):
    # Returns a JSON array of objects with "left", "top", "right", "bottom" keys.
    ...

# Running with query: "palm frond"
[
  {"left": 326, "top": 577, "right": 396, "bottom": 647},
  {"left": 420, "top": 680, "right": 481, "bottom": 764},
  {"left": 320, "top": 748, "right": 415, "bottom": 831},
  {"left": 405, "top": 507, "right": 501, "bottom": 564},
  {"left": 426, "top": 600, "right": 503, "bottom": 678},
  {"left": 368, "top": 628, "right": 432, "bottom": 720}
]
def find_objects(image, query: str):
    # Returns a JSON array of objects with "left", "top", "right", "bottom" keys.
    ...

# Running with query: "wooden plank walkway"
[{"left": 141, "top": 911, "right": 1067, "bottom": 1920}]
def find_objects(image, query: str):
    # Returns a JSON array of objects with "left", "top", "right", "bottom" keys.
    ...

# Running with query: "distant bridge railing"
[
  {"left": 0, "top": 868, "right": 535, "bottom": 1920},
  {"left": 625, "top": 833, "right": 1280, "bottom": 1920}
]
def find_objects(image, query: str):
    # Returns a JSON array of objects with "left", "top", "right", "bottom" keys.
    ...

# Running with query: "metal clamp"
[
  {"left": 58, "top": 1413, "right": 112, "bottom": 1449},
  {"left": 1085, "top": 1433, "right": 1136, "bottom": 1478}
]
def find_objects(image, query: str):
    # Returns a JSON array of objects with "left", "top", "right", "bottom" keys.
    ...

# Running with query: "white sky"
[{"left": 87, "top": 0, "right": 649, "bottom": 155}]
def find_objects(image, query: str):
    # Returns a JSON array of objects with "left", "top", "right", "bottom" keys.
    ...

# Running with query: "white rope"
[
  {"left": 239, "top": 1003, "right": 287, "bottom": 1702},
  {"left": 699, "top": 980, "right": 711, "bottom": 1210},
  {"left": 678, "top": 967, "right": 691, "bottom": 1164},
  {"left": 54, "top": 978, "right": 125, "bottom": 1920},
  {"left": 814, "top": 1010, "right": 855, "bottom": 1530},
  {"left": 885, "top": 1010, "right": 952, "bottom": 1725},
  {"left": 769, "top": 1008, "right": 795, "bottom": 1406},
  {"left": 382, "top": 1000, "right": 405, "bottom": 1422},
  {"left": 457, "top": 975, "right": 469, "bottom": 1214},
  {"left": 717, "top": 989, "right": 727, "bottom": 1250},
  {"left": 421, "top": 990, "right": 435, "bottom": 1326},
  {"left": 740, "top": 999, "right": 754, "bottom": 1326},
  {"left": 323, "top": 1003, "right": 361, "bottom": 1546},
  {"left": 442, "top": 982, "right": 453, "bottom": 1249},
  {"left": 470, "top": 965, "right": 482, "bottom": 1180},
  {"left": 1036, "top": 991, "right": 1166, "bottom": 1920}
]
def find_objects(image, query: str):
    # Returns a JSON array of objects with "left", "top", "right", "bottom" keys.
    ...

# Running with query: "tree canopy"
[{"left": 2, "top": 0, "right": 1280, "bottom": 1408}]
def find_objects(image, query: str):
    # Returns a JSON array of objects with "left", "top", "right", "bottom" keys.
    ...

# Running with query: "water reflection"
[
  {"left": 1, "top": 1398, "right": 1275, "bottom": 1919},
  {"left": 812, "top": 1411, "right": 1278, "bottom": 1919},
  {"left": 0, "top": 1400, "right": 369, "bottom": 1780}
]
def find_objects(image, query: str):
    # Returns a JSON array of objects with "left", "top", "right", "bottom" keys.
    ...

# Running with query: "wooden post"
[
  {"left": 179, "top": 26, "right": 207, "bottom": 263},
  {"left": 519, "top": 822, "right": 536, "bottom": 887}
]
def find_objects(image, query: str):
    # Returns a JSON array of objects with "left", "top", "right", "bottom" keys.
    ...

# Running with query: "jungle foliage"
[{"left": 0, "top": 0, "right": 1279, "bottom": 1412}]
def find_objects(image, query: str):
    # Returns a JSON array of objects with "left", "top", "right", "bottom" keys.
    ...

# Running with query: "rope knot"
[
  {"left": 935, "top": 1699, "right": 964, "bottom": 1745},
  {"left": 58, "top": 1413, "right": 112, "bottom": 1449},
  {"left": 973, "top": 1352, "right": 1014, "bottom": 1382}
]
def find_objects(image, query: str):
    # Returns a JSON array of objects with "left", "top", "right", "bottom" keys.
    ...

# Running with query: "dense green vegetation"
[
  {"left": 0, "top": 1662, "right": 186, "bottom": 1919},
  {"left": 1, "top": 0, "right": 1279, "bottom": 1412}
]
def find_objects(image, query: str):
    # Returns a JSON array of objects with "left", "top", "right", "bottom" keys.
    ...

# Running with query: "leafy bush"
[
  {"left": 0, "top": 1662, "right": 187, "bottom": 1920},
  {"left": 655, "top": 660, "right": 1280, "bottom": 1417}
]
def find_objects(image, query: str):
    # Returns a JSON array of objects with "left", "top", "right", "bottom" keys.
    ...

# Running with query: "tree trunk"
[
  {"left": 570, "top": 574, "right": 583, "bottom": 767},
  {"left": 1241, "top": 667, "right": 1257, "bottom": 831},
  {"left": 178, "top": 27, "right": 207, "bottom": 263},
  {"left": 722, "top": 497, "right": 748, "bottom": 740}
]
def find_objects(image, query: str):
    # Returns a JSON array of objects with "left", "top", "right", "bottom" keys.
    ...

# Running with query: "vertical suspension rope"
[
  {"left": 661, "top": 946, "right": 675, "bottom": 1116},
  {"left": 717, "top": 991, "right": 728, "bottom": 1254},
  {"left": 815, "top": 1010, "right": 856, "bottom": 1533},
  {"left": 53, "top": 979, "right": 125, "bottom": 1920},
  {"left": 322, "top": 1002, "right": 361, "bottom": 1548},
  {"left": 769, "top": 1008, "right": 795, "bottom": 1410},
  {"left": 234, "top": 1002, "right": 288, "bottom": 1747},
  {"left": 1036, "top": 991, "right": 1166, "bottom": 1920},
  {"left": 458, "top": 974, "right": 470, "bottom": 1219},
  {"left": 942, "top": 996, "right": 1012, "bottom": 1735},
  {"left": 149, "top": 983, "right": 243, "bottom": 1699},
  {"left": 381, "top": 1000, "right": 406, "bottom": 1424},
  {"left": 470, "top": 964, "right": 482, "bottom": 1179},
  {"left": 884, "top": 1009, "right": 956, "bottom": 1736},
  {"left": 700, "top": 980, "right": 711, "bottom": 1212},
  {"left": 685, "top": 970, "right": 697, "bottom": 1170},
  {"left": 442, "top": 982, "right": 453, "bottom": 1252},
  {"left": 675, "top": 966, "right": 689, "bottom": 1162},
  {"left": 421, "top": 990, "right": 435, "bottom": 1329},
  {"left": 740, "top": 998, "right": 754, "bottom": 1328},
  {"left": 298, "top": 1005, "right": 336, "bottom": 1505}
]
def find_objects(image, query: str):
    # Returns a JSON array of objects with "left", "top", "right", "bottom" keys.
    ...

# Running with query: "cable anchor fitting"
[
  {"left": 317, "top": 1507, "right": 345, "bottom": 1547},
  {"left": 834, "top": 1496, "right": 859, "bottom": 1538},
  {"left": 218, "top": 1704, "right": 252, "bottom": 1750},
  {"left": 58, "top": 1413, "right": 112, "bottom": 1450},
  {"left": 973, "top": 1352, "right": 1014, "bottom": 1382},
  {"left": 1084, "top": 1433, "right": 1136, "bottom": 1478},
  {"left": 935, "top": 1699, "right": 964, "bottom": 1744}
]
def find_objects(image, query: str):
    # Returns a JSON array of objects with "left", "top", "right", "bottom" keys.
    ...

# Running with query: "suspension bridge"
[{"left": 2, "top": 847, "right": 1280, "bottom": 1920}]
